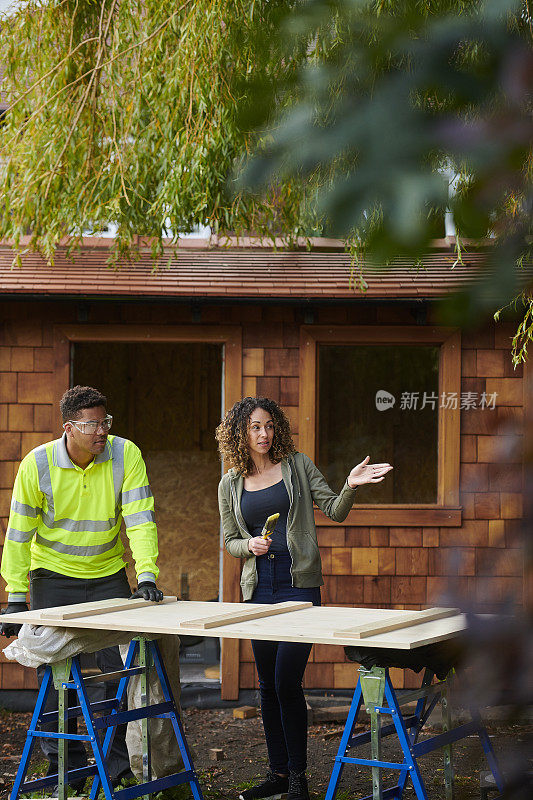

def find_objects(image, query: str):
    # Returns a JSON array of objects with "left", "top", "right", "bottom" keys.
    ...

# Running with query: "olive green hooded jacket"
[{"left": 218, "top": 452, "right": 357, "bottom": 600}]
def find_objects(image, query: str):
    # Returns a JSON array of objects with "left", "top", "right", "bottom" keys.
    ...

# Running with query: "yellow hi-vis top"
[{"left": 1, "top": 433, "right": 159, "bottom": 595}]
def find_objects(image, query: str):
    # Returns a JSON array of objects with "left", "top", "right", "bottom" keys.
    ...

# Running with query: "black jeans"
[
  {"left": 251, "top": 552, "right": 321, "bottom": 774},
  {"left": 30, "top": 568, "right": 132, "bottom": 783}
]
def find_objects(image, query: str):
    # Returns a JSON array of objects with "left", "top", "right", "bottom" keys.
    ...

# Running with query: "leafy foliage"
[
  {"left": 0, "top": 0, "right": 313, "bottom": 262},
  {"left": 239, "top": 0, "right": 533, "bottom": 360}
]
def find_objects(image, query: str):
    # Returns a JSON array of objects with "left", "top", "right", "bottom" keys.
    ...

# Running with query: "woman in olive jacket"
[{"left": 216, "top": 397, "right": 392, "bottom": 800}]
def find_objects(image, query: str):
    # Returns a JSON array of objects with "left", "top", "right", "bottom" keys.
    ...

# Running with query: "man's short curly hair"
[
  {"left": 215, "top": 397, "right": 295, "bottom": 476},
  {"left": 60, "top": 385, "right": 107, "bottom": 422}
]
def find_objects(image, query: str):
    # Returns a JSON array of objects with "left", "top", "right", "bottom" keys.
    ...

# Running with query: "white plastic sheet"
[
  {"left": 3, "top": 626, "right": 185, "bottom": 780},
  {"left": 2, "top": 623, "right": 133, "bottom": 668},
  {"left": 120, "top": 636, "right": 185, "bottom": 780}
]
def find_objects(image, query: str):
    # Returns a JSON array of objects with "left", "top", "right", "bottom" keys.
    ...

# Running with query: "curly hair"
[
  {"left": 60, "top": 385, "right": 107, "bottom": 421},
  {"left": 216, "top": 397, "right": 296, "bottom": 476}
]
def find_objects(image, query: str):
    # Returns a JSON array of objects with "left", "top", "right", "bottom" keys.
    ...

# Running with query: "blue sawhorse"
[
  {"left": 325, "top": 665, "right": 505, "bottom": 800},
  {"left": 9, "top": 637, "right": 203, "bottom": 800}
]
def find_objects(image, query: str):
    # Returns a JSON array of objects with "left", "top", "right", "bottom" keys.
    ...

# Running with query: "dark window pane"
[{"left": 318, "top": 345, "right": 439, "bottom": 503}]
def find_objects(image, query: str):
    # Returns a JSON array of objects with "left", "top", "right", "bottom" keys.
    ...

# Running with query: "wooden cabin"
[{"left": 0, "top": 237, "right": 529, "bottom": 699}]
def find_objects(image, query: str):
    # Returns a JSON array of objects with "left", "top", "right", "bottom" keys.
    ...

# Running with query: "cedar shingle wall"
[
  {"left": 0, "top": 301, "right": 525, "bottom": 691},
  {"left": 0, "top": 311, "right": 56, "bottom": 689}
]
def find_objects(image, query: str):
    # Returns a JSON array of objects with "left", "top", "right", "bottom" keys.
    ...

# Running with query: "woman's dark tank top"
[{"left": 241, "top": 479, "right": 290, "bottom": 554}]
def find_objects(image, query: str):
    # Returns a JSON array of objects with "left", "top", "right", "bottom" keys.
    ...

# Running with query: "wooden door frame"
[{"left": 53, "top": 323, "right": 242, "bottom": 698}]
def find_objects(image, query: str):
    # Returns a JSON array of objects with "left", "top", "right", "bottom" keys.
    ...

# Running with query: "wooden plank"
[
  {"left": 53, "top": 327, "right": 71, "bottom": 438},
  {"left": 221, "top": 550, "right": 241, "bottom": 700},
  {"left": 333, "top": 607, "right": 460, "bottom": 639},
  {"left": 438, "top": 330, "right": 461, "bottom": 506},
  {"left": 38, "top": 596, "right": 177, "bottom": 621},
  {"left": 314, "top": 507, "right": 462, "bottom": 527},
  {"left": 300, "top": 325, "right": 459, "bottom": 347},
  {"left": 299, "top": 328, "right": 317, "bottom": 458},
  {"left": 221, "top": 640, "right": 240, "bottom": 701},
  {"left": 57, "top": 324, "right": 243, "bottom": 345},
  {"left": 181, "top": 600, "right": 312, "bottom": 629},
  {"left": 223, "top": 328, "right": 243, "bottom": 412}
]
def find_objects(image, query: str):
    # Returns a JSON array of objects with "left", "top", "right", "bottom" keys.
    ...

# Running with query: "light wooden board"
[
  {"left": 333, "top": 607, "right": 460, "bottom": 639},
  {"left": 4, "top": 601, "right": 467, "bottom": 650},
  {"left": 180, "top": 601, "right": 312, "bottom": 629},
  {"left": 37, "top": 596, "right": 178, "bottom": 621}
]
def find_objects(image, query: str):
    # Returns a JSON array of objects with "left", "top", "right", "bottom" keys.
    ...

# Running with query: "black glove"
[
  {"left": 0, "top": 602, "right": 29, "bottom": 637},
  {"left": 129, "top": 582, "right": 164, "bottom": 602}
]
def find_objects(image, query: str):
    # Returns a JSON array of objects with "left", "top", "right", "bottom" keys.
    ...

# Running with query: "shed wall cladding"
[{"left": 0, "top": 300, "right": 526, "bottom": 692}]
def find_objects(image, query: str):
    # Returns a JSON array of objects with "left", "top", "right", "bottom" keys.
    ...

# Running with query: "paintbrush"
[{"left": 260, "top": 513, "right": 279, "bottom": 539}]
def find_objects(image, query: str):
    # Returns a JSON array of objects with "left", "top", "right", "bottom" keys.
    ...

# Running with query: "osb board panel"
[
  {"left": 121, "top": 450, "right": 221, "bottom": 601},
  {"left": 6, "top": 601, "right": 467, "bottom": 650}
]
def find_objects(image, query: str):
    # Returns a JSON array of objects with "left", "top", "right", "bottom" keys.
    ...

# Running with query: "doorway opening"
[{"left": 73, "top": 341, "right": 223, "bottom": 677}]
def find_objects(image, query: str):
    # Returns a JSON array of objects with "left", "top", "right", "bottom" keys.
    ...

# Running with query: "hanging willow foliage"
[
  {"left": 240, "top": 0, "right": 533, "bottom": 363},
  {"left": 0, "top": 0, "right": 323, "bottom": 263},
  {"left": 0, "top": 0, "right": 488, "bottom": 265},
  {"left": 1, "top": 0, "right": 531, "bottom": 369}
]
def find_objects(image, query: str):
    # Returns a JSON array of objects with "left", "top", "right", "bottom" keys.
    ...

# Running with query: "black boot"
[
  {"left": 239, "top": 770, "right": 289, "bottom": 800},
  {"left": 287, "top": 771, "right": 310, "bottom": 800}
]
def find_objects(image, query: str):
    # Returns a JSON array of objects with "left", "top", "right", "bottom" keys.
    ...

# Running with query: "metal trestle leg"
[
  {"left": 324, "top": 665, "right": 505, "bottom": 800},
  {"left": 9, "top": 637, "right": 204, "bottom": 800}
]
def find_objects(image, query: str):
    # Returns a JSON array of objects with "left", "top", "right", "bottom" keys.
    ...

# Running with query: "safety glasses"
[{"left": 66, "top": 415, "right": 113, "bottom": 434}]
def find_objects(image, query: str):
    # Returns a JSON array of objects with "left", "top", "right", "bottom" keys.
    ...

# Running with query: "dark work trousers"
[
  {"left": 250, "top": 551, "right": 321, "bottom": 775},
  {"left": 30, "top": 567, "right": 132, "bottom": 784}
]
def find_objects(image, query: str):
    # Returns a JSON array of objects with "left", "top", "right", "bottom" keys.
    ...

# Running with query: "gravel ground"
[{"left": 1, "top": 706, "right": 531, "bottom": 799}]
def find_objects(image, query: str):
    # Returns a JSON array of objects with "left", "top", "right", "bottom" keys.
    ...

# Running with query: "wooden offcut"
[
  {"left": 180, "top": 600, "right": 312, "bottom": 629},
  {"left": 333, "top": 607, "right": 460, "bottom": 639},
  {"left": 312, "top": 705, "right": 352, "bottom": 724},
  {"left": 233, "top": 706, "right": 257, "bottom": 719},
  {"left": 38, "top": 596, "right": 177, "bottom": 621}
]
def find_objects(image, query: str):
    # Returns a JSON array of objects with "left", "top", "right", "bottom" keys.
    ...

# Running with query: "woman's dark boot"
[
  {"left": 287, "top": 771, "right": 310, "bottom": 800},
  {"left": 239, "top": 770, "right": 289, "bottom": 800}
]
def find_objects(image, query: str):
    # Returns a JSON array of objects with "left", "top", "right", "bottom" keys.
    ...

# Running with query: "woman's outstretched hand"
[
  {"left": 248, "top": 536, "right": 272, "bottom": 556},
  {"left": 348, "top": 456, "right": 393, "bottom": 488}
]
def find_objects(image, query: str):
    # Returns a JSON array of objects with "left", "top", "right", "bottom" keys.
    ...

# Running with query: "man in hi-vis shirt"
[{"left": 0, "top": 385, "right": 163, "bottom": 790}]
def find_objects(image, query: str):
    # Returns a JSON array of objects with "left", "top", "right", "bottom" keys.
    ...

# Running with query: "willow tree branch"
[
  {"left": 43, "top": 0, "right": 120, "bottom": 199},
  {"left": 1, "top": 0, "right": 194, "bottom": 156}
]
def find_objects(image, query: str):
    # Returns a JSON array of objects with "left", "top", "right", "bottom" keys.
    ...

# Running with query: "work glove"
[
  {"left": 129, "top": 581, "right": 164, "bottom": 603},
  {"left": 0, "top": 602, "right": 29, "bottom": 637}
]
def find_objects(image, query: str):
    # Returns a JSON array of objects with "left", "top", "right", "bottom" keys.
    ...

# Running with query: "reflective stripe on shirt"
[
  {"left": 121, "top": 485, "right": 153, "bottom": 504},
  {"left": 34, "top": 444, "right": 55, "bottom": 517},
  {"left": 40, "top": 511, "right": 120, "bottom": 533},
  {"left": 111, "top": 436, "right": 125, "bottom": 506},
  {"left": 35, "top": 532, "right": 121, "bottom": 557},
  {"left": 123, "top": 510, "right": 155, "bottom": 527},
  {"left": 10, "top": 500, "right": 41, "bottom": 517},
  {"left": 6, "top": 527, "right": 37, "bottom": 543}
]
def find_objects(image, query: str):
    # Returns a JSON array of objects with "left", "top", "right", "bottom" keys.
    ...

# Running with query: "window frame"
[{"left": 299, "top": 325, "right": 462, "bottom": 527}]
